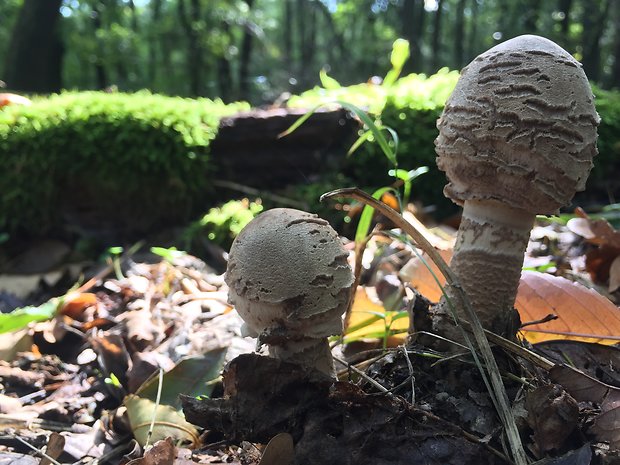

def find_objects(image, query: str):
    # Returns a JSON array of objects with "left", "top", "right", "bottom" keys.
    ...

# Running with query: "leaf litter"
[{"left": 1, "top": 206, "right": 620, "bottom": 463}]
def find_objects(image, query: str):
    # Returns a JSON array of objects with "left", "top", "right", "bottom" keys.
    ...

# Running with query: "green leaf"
[
  {"left": 319, "top": 69, "right": 341, "bottom": 90},
  {"left": 0, "top": 301, "right": 58, "bottom": 334},
  {"left": 355, "top": 186, "right": 398, "bottom": 243},
  {"left": 136, "top": 348, "right": 227, "bottom": 410},
  {"left": 124, "top": 394, "right": 198, "bottom": 447},
  {"left": 334, "top": 101, "right": 397, "bottom": 167},
  {"left": 383, "top": 38, "right": 410, "bottom": 87},
  {"left": 347, "top": 130, "right": 373, "bottom": 156}
]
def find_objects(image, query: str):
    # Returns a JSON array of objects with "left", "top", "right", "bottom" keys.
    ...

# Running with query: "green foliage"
[
  {"left": 184, "top": 198, "right": 263, "bottom": 249},
  {"left": 292, "top": 70, "right": 620, "bottom": 214},
  {"left": 0, "top": 300, "right": 58, "bottom": 334},
  {"left": 0, "top": 91, "right": 249, "bottom": 238},
  {"left": 591, "top": 86, "right": 620, "bottom": 196}
]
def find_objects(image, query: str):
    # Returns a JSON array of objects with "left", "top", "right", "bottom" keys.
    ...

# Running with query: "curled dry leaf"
[
  {"left": 550, "top": 365, "right": 620, "bottom": 450},
  {"left": 567, "top": 212, "right": 620, "bottom": 292},
  {"left": 516, "top": 271, "right": 620, "bottom": 344},
  {"left": 60, "top": 292, "right": 98, "bottom": 319}
]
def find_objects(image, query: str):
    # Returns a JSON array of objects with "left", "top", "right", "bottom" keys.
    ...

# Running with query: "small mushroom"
[
  {"left": 434, "top": 35, "right": 599, "bottom": 337},
  {"left": 225, "top": 208, "right": 354, "bottom": 376}
]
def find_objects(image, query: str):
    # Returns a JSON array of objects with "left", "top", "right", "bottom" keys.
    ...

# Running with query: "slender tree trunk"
[
  {"left": 92, "top": 3, "right": 108, "bottom": 90},
  {"left": 581, "top": 0, "right": 611, "bottom": 82},
  {"left": 558, "top": 0, "right": 572, "bottom": 44},
  {"left": 523, "top": 0, "right": 540, "bottom": 32},
  {"left": 218, "top": 22, "right": 233, "bottom": 102},
  {"left": 238, "top": 0, "right": 255, "bottom": 101},
  {"left": 178, "top": 0, "right": 203, "bottom": 96},
  {"left": 283, "top": 0, "right": 293, "bottom": 78},
  {"left": 401, "top": 0, "right": 425, "bottom": 73},
  {"left": 4, "top": 0, "right": 63, "bottom": 93},
  {"left": 466, "top": 0, "right": 479, "bottom": 63},
  {"left": 454, "top": 0, "right": 466, "bottom": 69},
  {"left": 609, "top": 0, "right": 620, "bottom": 88},
  {"left": 431, "top": 0, "right": 444, "bottom": 72},
  {"left": 147, "top": 0, "right": 162, "bottom": 87}
]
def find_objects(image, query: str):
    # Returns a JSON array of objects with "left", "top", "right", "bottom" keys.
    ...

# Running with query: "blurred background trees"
[{"left": 2, "top": 0, "right": 620, "bottom": 103}]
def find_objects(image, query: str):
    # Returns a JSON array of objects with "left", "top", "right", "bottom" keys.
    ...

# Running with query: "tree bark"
[
  {"left": 430, "top": 0, "right": 444, "bottom": 72},
  {"left": 401, "top": 0, "right": 425, "bottom": 73},
  {"left": 92, "top": 3, "right": 108, "bottom": 90},
  {"left": 238, "top": 0, "right": 255, "bottom": 101},
  {"left": 147, "top": 0, "right": 163, "bottom": 87},
  {"left": 581, "top": 0, "right": 611, "bottom": 82},
  {"left": 178, "top": 0, "right": 204, "bottom": 96},
  {"left": 4, "top": 0, "right": 63, "bottom": 93},
  {"left": 466, "top": 0, "right": 480, "bottom": 63},
  {"left": 610, "top": 0, "right": 620, "bottom": 88},
  {"left": 454, "top": 0, "right": 466, "bottom": 69}
]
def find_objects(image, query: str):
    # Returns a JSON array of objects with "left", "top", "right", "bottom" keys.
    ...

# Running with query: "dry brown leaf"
[
  {"left": 550, "top": 365, "right": 620, "bottom": 450},
  {"left": 60, "top": 292, "right": 98, "bottom": 319},
  {"left": 399, "top": 249, "right": 452, "bottom": 303},
  {"left": 516, "top": 271, "right": 620, "bottom": 344},
  {"left": 609, "top": 255, "right": 620, "bottom": 293}
]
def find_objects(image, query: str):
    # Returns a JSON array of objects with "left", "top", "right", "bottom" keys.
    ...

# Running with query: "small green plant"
[{"left": 184, "top": 199, "right": 264, "bottom": 250}]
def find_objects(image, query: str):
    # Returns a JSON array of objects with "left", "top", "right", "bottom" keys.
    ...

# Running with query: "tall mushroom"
[
  {"left": 434, "top": 35, "right": 599, "bottom": 338},
  {"left": 225, "top": 208, "right": 354, "bottom": 377}
]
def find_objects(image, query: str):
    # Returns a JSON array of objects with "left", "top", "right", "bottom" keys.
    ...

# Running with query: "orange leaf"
[
  {"left": 516, "top": 271, "right": 620, "bottom": 344},
  {"left": 345, "top": 286, "right": 408, "bottom": 344},
  {"left": 60, "top": 292, "right": 98, "bottom": 319},
  {"left": 399, "top": 249, "right": 452, "bottom": 303},
  {"left": 0, "top": 93, "right": 31, "bottom": 107}
]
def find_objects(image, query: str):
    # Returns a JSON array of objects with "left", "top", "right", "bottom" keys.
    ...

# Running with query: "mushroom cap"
[
  {"left": 435, "top": 35, "right": 599, "bottom": 215},
  {"left": 225, "top": 208, "right": 354, "bottom": 341}
]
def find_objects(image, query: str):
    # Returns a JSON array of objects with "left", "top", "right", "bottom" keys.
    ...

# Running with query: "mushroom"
[
  {"left": 434, "top": 35, "right": 599, "bottom": 337},
  {"left": 225, "top": 208, "right": 354, "bottom": 376}
]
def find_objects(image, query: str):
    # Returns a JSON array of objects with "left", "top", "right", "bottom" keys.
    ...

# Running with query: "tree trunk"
[
  {"left": 147, "top": 0, "right": 162, "bottom": 87},
  {"left": 238, "top": 0, "right": 255, "bottom": 101},
  {"left": 430, "top": 0, "right": 444, "bottom": 72},
  {"left": 581, "top": 0, "right": 611, "bottom": 82},
  {"left": 558, "top": 0, "right": 573, "bottom": 44},
  {"left": 218, "top": 23, "right": 234, "bottom": 102},
  {"left": 178, "top": 0, "right": 203, "bottom": 96},
  {"left": 92, "top": 3, "right": 108, "bottom": 90},
  {"left": 4, "top": 0, "right": 63, "bottom": 93},
  {"left": 454, "top": 0, "right": 466, "bottom": 69},
  {"left": 466, "top": 0, "right": 480, "bottom": 63},
  {"left": 610, "top": 0, "right": 620, "bottom": 88},
  {"left": 401, "top": 0, "right": 425, "bottom": 73}
]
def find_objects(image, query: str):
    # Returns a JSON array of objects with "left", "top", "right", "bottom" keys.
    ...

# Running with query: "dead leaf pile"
[{"left": 0, "top": 253, "right": 253, "bottom": 464}]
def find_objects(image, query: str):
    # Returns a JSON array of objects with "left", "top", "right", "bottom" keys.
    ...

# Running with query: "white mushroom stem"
[{"left": 445, "top": 199, "right": 535, "bottom": 334}]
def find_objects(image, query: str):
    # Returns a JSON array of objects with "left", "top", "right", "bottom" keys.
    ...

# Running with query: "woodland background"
[{"left": 3, "top": 0, "right": 620, "bottom": 102}]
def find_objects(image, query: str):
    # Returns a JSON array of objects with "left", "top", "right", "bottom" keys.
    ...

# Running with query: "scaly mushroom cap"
[
  {"left": 436, "top": 35, "right": 600, "bottom": 215},
  {"left": 225, "top": 208, "right": 354, "bottom": 342}
]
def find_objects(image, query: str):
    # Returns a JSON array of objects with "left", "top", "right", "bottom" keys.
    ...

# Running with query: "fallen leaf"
[
  {"left": 60, "top": 292, "right": 98, "bottom": 319},
  {"left": 516, "top": 271, "right": 620, "bottom": 344},
  {"left": 258, "top": 432, "right": 294, "bottom": 465},
  {"left": 399, "top": 249, "right": 452, "bottom": 303},
  {"left": 136, "top": 349, "right": 227, "bottom": 409},
  {"left": 124, "top": 394, "right": 199, "bottom": 448},
  {"left": 345, "top": 287, "right": 408, "bottom": 344},
  {"left": 126, "top": 437, "right": 175, "bottom": 465},
  {"left": 609, "top": 255, "right": 620, "bottom": 293},
  {"left": 550, "top": 365, "right": 620, "bottom": 449}
]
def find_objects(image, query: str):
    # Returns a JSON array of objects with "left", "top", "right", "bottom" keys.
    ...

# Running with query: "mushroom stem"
[{"left": 445, "top": 199, "right": 535, "bottom": 335}]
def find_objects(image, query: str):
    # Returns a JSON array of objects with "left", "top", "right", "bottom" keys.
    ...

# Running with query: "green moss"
[{"left": 0, "top": 91, "right": 249, "bottom": 238}]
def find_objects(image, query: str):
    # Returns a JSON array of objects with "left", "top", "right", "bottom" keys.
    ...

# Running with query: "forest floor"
[{"left": 0, "top": 205, "right": 619, "bottom": 464}]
